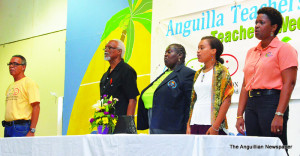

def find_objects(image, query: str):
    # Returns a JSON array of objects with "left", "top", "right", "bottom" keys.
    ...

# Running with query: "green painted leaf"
[
  {"left": 99, "top": 0, "right": 152, "bottom": 63},
  {"left": 132, "top": 12, "right": 152, "bottom": 33},
  {"left": 132, "top": 0, "right": 152, "bottom": 15},
  {"left": 128, "top": 0, "right": 133, "bottom": 12},
  {"left": 119, "top": 14, "right": 131, "bottom": 30},
  {"left": 281, "top": 36, "right": 291, "bottom": 43},
  {"left": 133, "top": 0, "right": 138, "bottom": 9},
  {"left": 100, "top": 8, "right": 130, "bottom": 42},
  {"left": 124, "top": 20, "right": 135, "bottom": 63}
]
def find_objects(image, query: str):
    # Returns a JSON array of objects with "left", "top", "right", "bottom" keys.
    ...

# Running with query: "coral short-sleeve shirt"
[{"left": 243, "top": 37, "right": 298, "bottom": 91}]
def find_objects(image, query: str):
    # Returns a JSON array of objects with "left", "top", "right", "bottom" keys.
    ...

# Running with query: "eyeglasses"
[
  {"left": 103, "top": 46, "right": 119, "bottom": 51},
  {"left": 7, "top": 62, "right": 25, "bottom": 66}
]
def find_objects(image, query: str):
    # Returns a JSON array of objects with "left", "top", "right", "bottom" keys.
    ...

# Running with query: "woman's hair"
[
  {"left": 257, "top": 7, "right": 283, "bottom": 36},
  {"left": 168, "top": 43, "right": 186, "bottom": 64},
  {"left": 201, "top": 36, "right": 224, "bottom": 64}
]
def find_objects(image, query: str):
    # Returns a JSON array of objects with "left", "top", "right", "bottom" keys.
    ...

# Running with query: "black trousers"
[{"left": 245, "top": 93, "right": 289, "bottom": 146}]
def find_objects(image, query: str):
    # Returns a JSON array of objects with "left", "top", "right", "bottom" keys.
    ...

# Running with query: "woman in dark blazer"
[{"left": 137, "top": 43, "right": 195, "bottom": 134}]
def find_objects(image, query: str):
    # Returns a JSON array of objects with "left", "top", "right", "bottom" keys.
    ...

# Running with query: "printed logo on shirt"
[
  {"left": 7, "top": 88, "right": 20, "bottom": 96},
  {"left": 167, "top": 80, "right": 177, "bottom": 88},
  {"left": 6, "top": 88, "right": 19, "bottom": 101},
  {"left": 265, "top": 52, "right": 273, "bottom": 57}
]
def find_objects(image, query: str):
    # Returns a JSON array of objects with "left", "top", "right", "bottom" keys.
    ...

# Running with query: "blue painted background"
[{"left": 63, "top": 0, "right": 129, "bottom": 135}]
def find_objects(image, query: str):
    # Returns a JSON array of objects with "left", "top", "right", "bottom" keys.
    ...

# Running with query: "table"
[{"left": 0, "top": 134, "right": 287, "bottom": 156}]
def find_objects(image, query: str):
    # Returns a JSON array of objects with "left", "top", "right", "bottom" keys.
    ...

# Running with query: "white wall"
[
  {"left": 0, "top": 0, "right": 67, "bottom": 137},
  {"left": 0, "top": 0, "right": 67, "bottom": 44}
]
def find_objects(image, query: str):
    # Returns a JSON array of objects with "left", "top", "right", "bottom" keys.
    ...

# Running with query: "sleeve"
[
  {"left": 182, "top": 69, "right": 196, "bottom": 125},
  {"left": 27, "top": 79, "right": 40, "bottom": 104},
  {"left": 278, "top": 43, "right": 298, "bottom": 71},
  {"left": 187, "top": 69, "right": 200, "bottom": 124},
  {"left": 122, "top": 67, "right": 140, "bottom": 99},
  {"left": 137, "top": 94, "right": 149, "bottom": 130}
]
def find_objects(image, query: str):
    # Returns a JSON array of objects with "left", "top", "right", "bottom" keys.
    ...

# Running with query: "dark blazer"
[{"left": 137, "top": 64, "right": 195, "bottom": 133}]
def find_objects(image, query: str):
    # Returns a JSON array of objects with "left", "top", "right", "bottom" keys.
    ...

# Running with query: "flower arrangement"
[{"left": 90, "top": 94, "right": 118, "bottom": 134}]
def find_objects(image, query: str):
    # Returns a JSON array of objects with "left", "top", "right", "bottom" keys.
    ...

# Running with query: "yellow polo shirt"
[{"left": 5, "top": 77, "right": 40, "bottom": 121}]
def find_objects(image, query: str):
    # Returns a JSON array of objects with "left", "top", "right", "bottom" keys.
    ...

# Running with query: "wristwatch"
[
  {"left": 30, "top": 128, "right": 36, "bottom": 133},
  {"left": 275, "top": 112, "right": 284, "bottom": 116}
]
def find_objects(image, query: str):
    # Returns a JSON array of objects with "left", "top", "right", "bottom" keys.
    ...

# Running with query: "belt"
[
  {"left": 2, "top": 120, "right": 31, "bottom": 127},
  {"left": 248, "top": 89, "right": 281, "bottom": 98}
]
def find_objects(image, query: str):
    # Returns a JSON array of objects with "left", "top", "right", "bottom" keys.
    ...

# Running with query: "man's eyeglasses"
[
  {"left": 103, "top": 46, "right": 120, "bottom": 51},
  {"left": 7, "top": 62, "right": 25, "bottom": 66}
]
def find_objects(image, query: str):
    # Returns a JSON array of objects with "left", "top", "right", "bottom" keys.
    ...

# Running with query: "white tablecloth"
[{"left": 0, "top": 134, "right": 287, "bottom": 156}]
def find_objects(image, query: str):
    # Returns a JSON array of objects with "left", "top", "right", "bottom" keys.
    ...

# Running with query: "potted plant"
[{"left": 89, "top": 95, "right": 118, "bottom": 134}]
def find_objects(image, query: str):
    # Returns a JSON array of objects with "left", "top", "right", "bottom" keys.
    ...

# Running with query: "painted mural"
[{"left": 64, "top": 0, "right": 152, "bottom": 135}]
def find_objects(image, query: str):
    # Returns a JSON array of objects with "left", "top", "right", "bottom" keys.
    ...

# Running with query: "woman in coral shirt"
[{"left": 236, "top": 7, "right": 298, "bottom": 147}]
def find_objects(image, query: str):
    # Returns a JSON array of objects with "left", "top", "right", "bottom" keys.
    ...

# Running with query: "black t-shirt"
[{"left": 100, "top": 60, "right": 140, "bottom": 116}]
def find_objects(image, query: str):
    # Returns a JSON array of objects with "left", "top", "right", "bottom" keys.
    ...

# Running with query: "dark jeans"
[
  {"left": 245, "top": 93, "right": 289, "bottom": 146},
  {"left": 4, "top": 122, "right": 30, "bottom": 137},
  {"left": 190, "top": 125, "right": 227, "bottom": 135}
]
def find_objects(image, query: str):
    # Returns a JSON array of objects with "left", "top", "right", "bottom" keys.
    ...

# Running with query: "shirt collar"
[
  {"left": 173, "top": 64, "right": 184, "bottom": 72},
  {"left": 255, "top": 36, "right": 280, "bottom": 51},
  {"left": 113, "top": 59, "right": 124, "bottom": 71},
  {"left": 107, "top": 59, "right": 124, "bottom": 74}
]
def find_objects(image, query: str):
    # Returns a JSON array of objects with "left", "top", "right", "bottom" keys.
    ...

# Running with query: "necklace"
[
  {"left": 201, "top": 66, "right": 213, "bottom": 82},
  {"left": 201, "top": 73, "right": 205, "bottom": 82}
]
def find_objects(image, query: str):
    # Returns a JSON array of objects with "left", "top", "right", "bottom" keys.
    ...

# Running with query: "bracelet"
[
  {"left": 275, "top": 112, "right": 284, "bottom": 116},
  {"left": 212, "top": 126, "right": 219, "bottom": 131},
  {"left": 236, "top": 116, "right": 243, "bottom": 119}
]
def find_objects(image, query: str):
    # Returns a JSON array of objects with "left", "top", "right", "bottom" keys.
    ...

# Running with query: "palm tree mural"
[
  {"left": 67, "top": 0, "right": 152, "bottom": 135},
  {"left": 101, "top": 0, "right": 152, "bottom": 62}
]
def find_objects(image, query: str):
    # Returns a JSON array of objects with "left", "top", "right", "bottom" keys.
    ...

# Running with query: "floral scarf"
[{"left": 188, "top": 62, "right": 234, "bottom": 130}]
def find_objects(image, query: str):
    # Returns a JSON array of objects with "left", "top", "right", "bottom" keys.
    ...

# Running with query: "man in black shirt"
[{"left": 100, "top": 39, "right": 139, "bottom": 117}]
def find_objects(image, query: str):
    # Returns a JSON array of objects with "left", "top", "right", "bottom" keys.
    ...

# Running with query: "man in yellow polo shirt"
[{"left": 2, "top": 55, "right": 40, "bottom": 137}]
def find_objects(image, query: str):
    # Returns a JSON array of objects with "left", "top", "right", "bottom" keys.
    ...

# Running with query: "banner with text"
[{"left": 151, "top": 0, "right": 300, "bottom": 102}]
